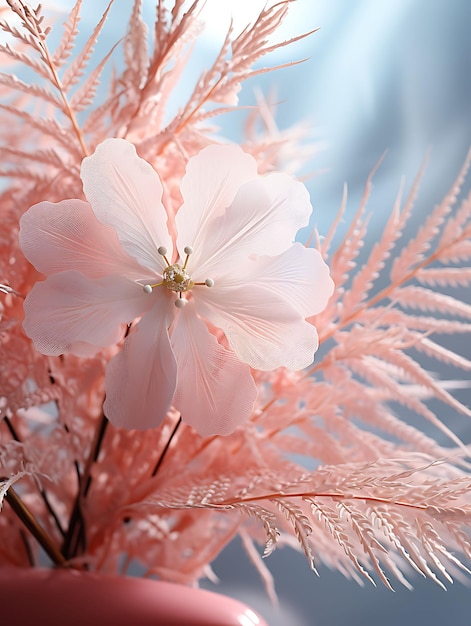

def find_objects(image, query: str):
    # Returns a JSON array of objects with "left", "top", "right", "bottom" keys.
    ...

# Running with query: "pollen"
[
  {"left": 143, "top": 245, "right": 214, "bottom": 299},
  {"left": 162, "top": 264, "right": 194, "bottom": 292}
]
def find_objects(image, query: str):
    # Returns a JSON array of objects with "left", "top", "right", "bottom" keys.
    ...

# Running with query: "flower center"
[
  {"left": 162, "top": 264, "right": 194, "bottom": 292},
  {"left": 142, "top": 246, "right": 214, "bottom": 307}
]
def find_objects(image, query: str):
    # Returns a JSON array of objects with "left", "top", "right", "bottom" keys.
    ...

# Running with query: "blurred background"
[{"left": 43, "top": 1, "right": 471, "bottom": 623}]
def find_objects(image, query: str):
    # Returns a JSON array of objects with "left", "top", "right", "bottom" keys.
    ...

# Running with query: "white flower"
[{"left": 19, "top": 139, "right": 334, "bottom": 435}]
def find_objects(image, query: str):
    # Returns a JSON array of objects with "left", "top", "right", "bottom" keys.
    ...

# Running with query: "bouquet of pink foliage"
[{"left": 1, "top": 0, "right": 471, "bottom": 600}]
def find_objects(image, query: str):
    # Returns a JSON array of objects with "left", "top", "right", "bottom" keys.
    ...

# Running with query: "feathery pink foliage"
[{"left": 1, "top": 0, "right": 471, "bottom": 596}]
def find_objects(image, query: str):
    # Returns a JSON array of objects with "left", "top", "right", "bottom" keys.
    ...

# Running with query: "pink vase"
[{"left": 0, "top": 567, "right": 268, "bottom": 626}]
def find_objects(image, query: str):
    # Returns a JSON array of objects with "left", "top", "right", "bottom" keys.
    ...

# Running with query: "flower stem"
[
  {"left": 151, "top": 415, "right": 182, "bottom": 477},
  {"left": 20, "top": 529, "right": 35, "bottom": 566},
  {"left": 3, "top": 416, "right": 65, "bottom": 537},
  {"left": 5, "top": 486, "right": 67, "bottom": 567},
  {"left": 62, "top": 414, "right": 109, "bottom": 559}
]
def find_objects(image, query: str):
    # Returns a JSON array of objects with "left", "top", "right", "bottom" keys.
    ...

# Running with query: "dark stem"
[
  {"left": 3, "top": 415, "right": 18, "bottom": 440},
  {"left": 20, "top": 529, "right": 35, "bottom": 566},
  {"left": 151, "top": 416, "right": 182, "bottom": 477},
  {"left": 62, "top": 414, "right": 109, "bottom": 559},
  {"left": 5, "top": 486, "right": 67, "bottom": 567},
  {"left": 3, "top": 416, "right": 65, "bottom": 537}
]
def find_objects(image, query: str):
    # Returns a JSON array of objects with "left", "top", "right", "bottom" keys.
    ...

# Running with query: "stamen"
[
  {"left": 143, "top": 245, "right": 210, "bottom": 297},
  {"left": 193, "top": 278, "right": 215, "bottom": 288},
  {"left": 182, "top": 245, "right": 193, "bottom": 270},
  {"left": 143, "top": 281, "right": 164, "bottom": 293},
  {"left": 157, "top": 246, "right": 171, "bottom": 266}
]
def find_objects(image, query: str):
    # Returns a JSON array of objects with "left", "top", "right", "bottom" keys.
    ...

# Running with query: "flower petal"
[
  {"left": 171, "top": 302, "right": 257, "bottom": 436},
  {"left": 195, "top": 283, "right": 319, "bottom": 371},
  {"left": 234, "top": 243, "right": 334, "bottom": 319},
  {"left": 175, "top": 144, "right": 258, "bottom": 259},
  {"left": 192, "top": 172, "right": 313, "bottom": 280},
  {"left": 23, "top": 270, "right": 151, "bottom": 356},
  {"left": 81, "top": 138, "right": 172, "bottom": 273},
  {"left": 104, "top": 296, "right": 177, "bottom": 430},
  {"left": 19, "top": 199, "right": 149, "bottom": 280}
]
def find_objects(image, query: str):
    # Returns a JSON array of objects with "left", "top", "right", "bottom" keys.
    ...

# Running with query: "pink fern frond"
[
  {"left": 394, "top": 285, "right": 471, "bottom": 319},
  {"left": 275, "top": 498, "right": 317, "bottom": 572},
  {"left": 0, "top": 41, "right": 52, "bottom": 81},
  {"left": 438, "top": 190, "right": 471, "bottom": 251},
  {"left": 239, "top": 528, "right": 278, "bottom": 605},
  {"left": 0, "top": 104, "right": 82, "bottom": 158},
  {"left": 359, "top": 306, "right": 471, "bottom": 335},
  {"left": 412, "top": 335, "right": 471, "bottom": 371},
  {"left": 0, "top": 2, "right": 51, "bottom": 53},
  {"left": 379, "top": 347, "right": 471, "bottom": 421},
  {"left": 439, "top": 239, "right": 471, "bottom": 264},
  {"left": 326, "top": 159, "right": 384, "bottom": 308},
  {"left": 61, "top": 0, "right": 114, "bottom": 92},
  {"left": 0, "top": 166, "right": 51, "bottom": 184},
  {"left": 307, "top": 498, "right": 364, "bottom": 574},
  {"left": 1, "top": 145, "right": 70, "bottom": 171},
  {"left": 341, "top": 180, "right": 404, "bottom": 313},
  {"left": 231, "top": 2, "right": 313, "bottom": 73},
  {"left": 341, "top": 156, "right": 431, "bottom": 318},
  {"left": 122, "top": 0, "right": 149, "bottom": 86},
  {"left": 0, "top": 72, "right": 64, "bottom": 111},
  {"left": 338, "top": 502, "right": 392, "bottom": 588},
  {"left": 320, "top": 184, "right": 348, "bottom": 260},
  {"left": 69, "top": 39, "right": 121, "bottom": 113},
  {"left": 240, "top": 503, "right": 280, "bottom": 558},
  {"left": 51, "top": 0, "right": 83, "bottom": 69},
  {"left": 416, "top": 266, "right": 471, "bottom": 287},
  {"left": 142, "top": 457, "right": 471, "bottom": 587},
  {"left": 391, "top": 149, "right": 471, "bottom": 283}
]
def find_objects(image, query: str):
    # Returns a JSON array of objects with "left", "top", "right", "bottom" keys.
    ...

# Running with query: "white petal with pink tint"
[
  {"left": 81, "top": 138, "right": 172, "bottom": 274},
  {"left": 19, "top": 199, "right": 149, "bottom": 280},
  {"left": 175, "top": 144, "right": 257, "bottom": 257},
  {"left": 192, "top": 173, "right": 313, "bottom": 279},
  {"left": 23, "top": 270, "right": 150, "bottom": 356},
  {"left": 195, "top": 284, "right": 319, "bottom": 371},
  {"left": 234, "top": 243, "right": 335, "bottom": 319},
  {"left": 171, "top": 303, "right": 257, "bottom": 436},
  {"left": 104, "top": 296, "right": 177, "bottom": 430}
]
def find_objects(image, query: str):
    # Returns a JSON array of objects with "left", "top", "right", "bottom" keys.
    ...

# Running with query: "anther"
[
  {"left": 204, "top": 278, "right": 214, "bottom": 288},
  {"left": 182, "top": 245, "right": 193, "bottom": 270},
  {"left": 143, "top": 284, "right": 153, "bottom": 294},
  {"left": 157, "top": 246, "right": 171, "bottom": 266},
  {"left": 174, "top": 297, "right": 187, "bottom": 308}
]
